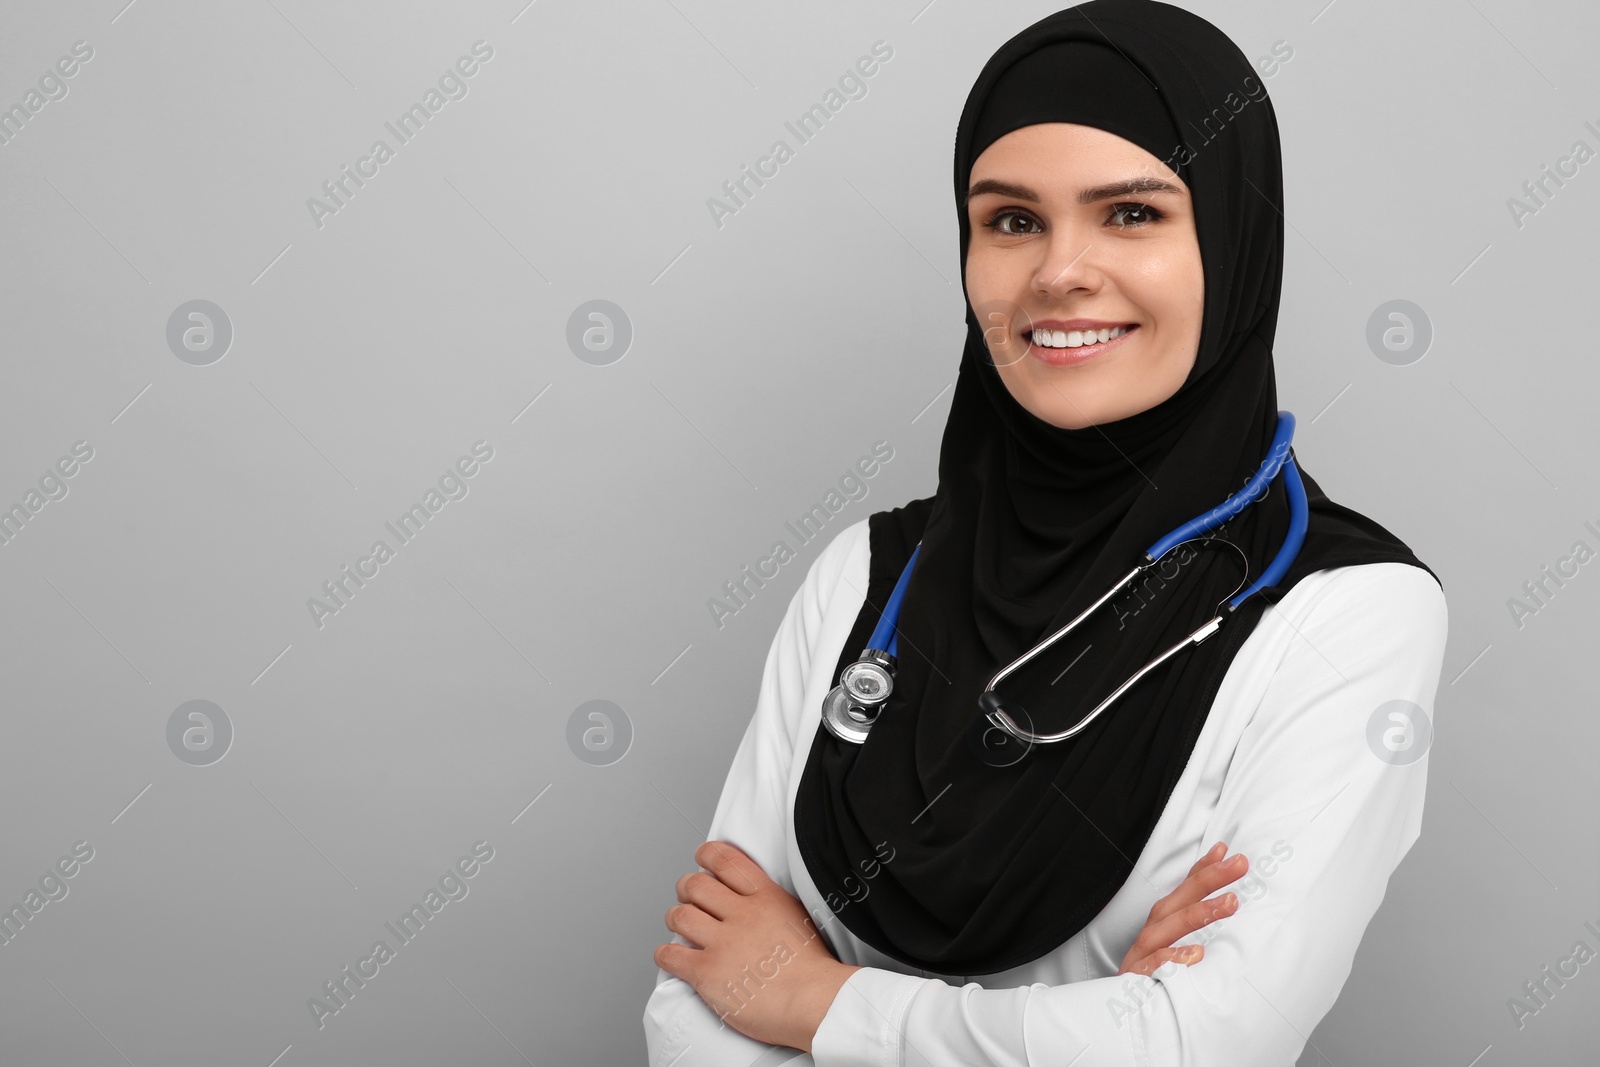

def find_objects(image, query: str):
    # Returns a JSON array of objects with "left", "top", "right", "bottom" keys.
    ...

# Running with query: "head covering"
[{"left": 793, "top": 0, "right": 1440, "bottom": 977}]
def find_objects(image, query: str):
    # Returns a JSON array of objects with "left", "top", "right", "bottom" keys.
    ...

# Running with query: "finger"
[
  {"left": 654, "top": 940, "right": 700, "bottom": 979},
  {"left": 1185, "top": 841, "right": 1226, "bottom": 879},
  {"left": 696, "top": 840, "right": 769, "bottom": 895},
  {"left": 1120, "top": 944, "right": 1204, "bottom": 976},
  {"left": 675, "top": 870, "right": 740, "bottom": 919},
  {"left": 1144, "top": 852, "right": 1248, "bottom": 926},
  {"left": 1144, "top": 848, "right": 1233, "bottom": 925},
  {"left": 1130, "top": 891, "right": 1238, "bottom": 959},
  {"left": 1129, "top": 885, "right": 1239, "bottom": 960},
  {"left": 1171, "top": 848, "right": 1243, "bottom": 901},
  {"left": 665, "top": 902, "right": 719, "bottom": 946}
]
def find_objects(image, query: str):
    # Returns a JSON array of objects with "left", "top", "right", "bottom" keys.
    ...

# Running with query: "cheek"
[
  {"left": 1131, "top": 251, "right": 1203, "bottom": 330},
  {"left": 963, "top": 246, "right": 999, "bottom": 299},
  {"left": 965, "top": 252, "right": 1025, "bottom": 355}
]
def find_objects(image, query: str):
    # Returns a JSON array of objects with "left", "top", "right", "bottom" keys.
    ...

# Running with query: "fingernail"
[
  {"left": 1222, "top": 892, "right": 1237, "bottom": 908},
  {"left": 1181, "top": 946, "right": 1201, "bottom": 962}
]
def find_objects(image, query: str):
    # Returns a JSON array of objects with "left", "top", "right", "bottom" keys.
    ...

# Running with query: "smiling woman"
[
  {"left": 964, "top": 123, "right": 1205, "bottom": 429},
  {"left": 644, "top": 1, "right": 1448, "bottom": 1064}
]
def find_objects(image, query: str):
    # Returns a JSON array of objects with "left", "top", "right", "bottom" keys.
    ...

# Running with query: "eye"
[
  {"left": 979, "top": 202, "right": 1168, "bottom": 235},
  {"left": 1108, "top": 201, "right": 1165, "bottom": 228},
  {"left": 982, "top": 209, "right": 1040, "bottom": 236}
]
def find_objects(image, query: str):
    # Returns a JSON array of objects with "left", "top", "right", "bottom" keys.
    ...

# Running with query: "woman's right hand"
[{"left": 1117, "top": 841, "right": 1248, "bottom": 976}]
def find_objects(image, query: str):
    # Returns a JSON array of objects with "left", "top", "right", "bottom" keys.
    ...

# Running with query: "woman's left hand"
[{"left": 654, "top": 840, "right": 861, "bottom": 1052}]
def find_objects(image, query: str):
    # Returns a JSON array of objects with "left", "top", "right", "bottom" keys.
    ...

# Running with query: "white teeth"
[{"left": 1029, "top": 324, "right": 1130, "bottom": 348}]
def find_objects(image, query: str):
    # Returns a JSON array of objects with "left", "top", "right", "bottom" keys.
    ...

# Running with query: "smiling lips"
[{"left": 1021, "top": 321, "right": 1138, "bottom": 364}]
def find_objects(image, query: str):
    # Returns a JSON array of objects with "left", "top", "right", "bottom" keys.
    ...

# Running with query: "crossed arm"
[{"left": 653, "top": 838, "right": 1250, "bottom": 1054}]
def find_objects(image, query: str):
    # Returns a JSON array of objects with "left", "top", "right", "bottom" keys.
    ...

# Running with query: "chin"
[{"left": 1024, "top": 399, "right": 1103, "bottom": 430}]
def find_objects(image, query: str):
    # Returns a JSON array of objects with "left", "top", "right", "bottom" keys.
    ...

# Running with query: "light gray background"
[{"left": 0, "top": 0, "right": 1594, "bottom": 1064}]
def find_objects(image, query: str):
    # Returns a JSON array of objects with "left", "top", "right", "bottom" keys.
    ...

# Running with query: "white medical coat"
[{"left": 643, "top": 516, "right": 1449, "bottom": 1066}]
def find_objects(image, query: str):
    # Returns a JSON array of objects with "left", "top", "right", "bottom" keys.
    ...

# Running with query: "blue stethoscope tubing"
[{"left": 820, "top": 411, "right": 1309, "bottom": 747}]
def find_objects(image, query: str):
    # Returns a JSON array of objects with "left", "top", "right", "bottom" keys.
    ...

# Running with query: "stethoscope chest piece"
[
  {"left": 824, "top": 650, "right": 896, "bottom": 744},
  {"left": 840, "top": 650, "right": 895, "bottom": 704},
  {"left": 822, "top": 683, "right": 880, "bottom": 744}
]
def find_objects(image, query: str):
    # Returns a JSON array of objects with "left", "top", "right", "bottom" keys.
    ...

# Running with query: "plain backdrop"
[{"left": 0, "top": 0, "right": 1595, "bottom": 1064}]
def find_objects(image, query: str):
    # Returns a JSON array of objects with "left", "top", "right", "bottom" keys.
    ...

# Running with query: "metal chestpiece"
[{"left": 822, "top": 649, "right": 897, "bottom": 744}]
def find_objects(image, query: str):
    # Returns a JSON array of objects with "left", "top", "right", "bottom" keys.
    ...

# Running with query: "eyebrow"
[{"left": 965, "top": 176, "right": 1184, "bottom": 206}]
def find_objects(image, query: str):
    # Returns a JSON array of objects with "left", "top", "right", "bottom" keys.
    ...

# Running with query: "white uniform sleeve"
[
  {"left": 643, "top": 521, "right": 869, "bottom": 1067},
  {"left": 808, "top": 562, "right": 1449, "bottom": 1067}
]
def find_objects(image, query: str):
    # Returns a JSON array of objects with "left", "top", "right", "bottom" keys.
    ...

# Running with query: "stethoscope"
[{"left": 821, "top": 410, "right": 1309, "bottom": 749}]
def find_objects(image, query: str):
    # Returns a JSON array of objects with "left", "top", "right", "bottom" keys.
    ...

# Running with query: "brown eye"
[
  {"left": 1108, "top": 202, "right": 1165, "bottom": 228},
  {"left": 984, "top": 210, "right": 1040, "bottom": 235}
]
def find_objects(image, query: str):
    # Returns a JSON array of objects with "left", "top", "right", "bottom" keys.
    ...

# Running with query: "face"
[{"left": 964, "top": 123, "right": 1204, "bottom": 429}]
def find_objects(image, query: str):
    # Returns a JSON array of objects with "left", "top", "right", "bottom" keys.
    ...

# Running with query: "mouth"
[{"left": 1020, "top": 323, "right": 1138, "bottom": 365}]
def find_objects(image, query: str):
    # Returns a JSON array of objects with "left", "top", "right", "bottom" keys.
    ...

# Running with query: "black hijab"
[{"left": 792, "top": 0, "right": 1440, "bottom": 977}]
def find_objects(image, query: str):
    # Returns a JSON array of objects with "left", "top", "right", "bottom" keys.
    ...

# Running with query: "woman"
[{"left": 644, "top": 1, "right": 1448, "bottom": 1062}]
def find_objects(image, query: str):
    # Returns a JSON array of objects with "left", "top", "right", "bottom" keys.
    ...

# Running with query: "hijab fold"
[{"left": 792, "top": 0, "right": 1439, "bottom": 977}]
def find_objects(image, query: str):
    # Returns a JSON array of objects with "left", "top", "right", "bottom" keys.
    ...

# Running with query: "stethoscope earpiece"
[
  {"left": 976, "top": 688, "right": 1011, "bottom": 732},
  {"left": 967, "top": 690, "right": 1037, "bottom": 766}
]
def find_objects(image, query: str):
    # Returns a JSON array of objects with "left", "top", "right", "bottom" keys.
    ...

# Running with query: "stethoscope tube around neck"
[{"left": 821, "top": 412, "right": 1308, "bottom": 750}]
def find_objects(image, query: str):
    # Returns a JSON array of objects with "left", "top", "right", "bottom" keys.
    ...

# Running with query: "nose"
[{"left": 1032, "top": 230, "right": 1102, "bottom": 299}]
